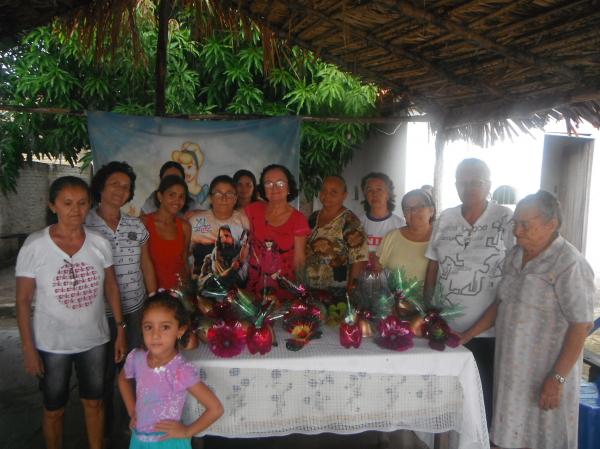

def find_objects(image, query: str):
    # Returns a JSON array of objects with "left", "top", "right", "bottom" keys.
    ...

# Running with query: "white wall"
[
  {"left": 338, "top": 124, "right": 408, "bottom": 216},
  {"left": 0, "top": 162, "right": 91, "bottom": 264}
]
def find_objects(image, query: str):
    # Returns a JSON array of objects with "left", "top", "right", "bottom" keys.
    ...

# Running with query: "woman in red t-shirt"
[
  {"left": 142, "top": 175, "right": 191, "bottom": 290},
  {"left": 245, "top": 164, "right": 310, "bottom": 301}
]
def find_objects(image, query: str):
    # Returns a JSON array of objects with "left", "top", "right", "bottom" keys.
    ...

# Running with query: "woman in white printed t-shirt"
[
  {"left": 359, "top": 172, "right": 405, "bottom": 270},
  {"left": 424, "top": 158, "right": 514, "bottom": 429},
  {"left": 16, "top": 176, "right": 126, "bottom": 449}
]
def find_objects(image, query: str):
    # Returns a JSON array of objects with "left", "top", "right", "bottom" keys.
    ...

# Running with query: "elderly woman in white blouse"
[{"left": 461, "top": 190, "right": 594, "bottom": 449}]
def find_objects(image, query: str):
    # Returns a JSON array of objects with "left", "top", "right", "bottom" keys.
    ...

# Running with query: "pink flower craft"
[
  {"left": 206, "top": 320, "right": 247, "bottom": 357},
  {"left": 375, "top": 316, "right": 414, "bottom": 351}
]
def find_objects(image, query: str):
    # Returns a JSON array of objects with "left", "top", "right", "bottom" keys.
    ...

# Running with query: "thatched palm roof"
[{"left": 2, "top": 0, "right": 600, "bottom": 143}]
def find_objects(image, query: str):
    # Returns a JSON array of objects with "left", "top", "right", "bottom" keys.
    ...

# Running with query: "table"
[{"left": 182, "top": 326, "right": 489, "bottom": 449}]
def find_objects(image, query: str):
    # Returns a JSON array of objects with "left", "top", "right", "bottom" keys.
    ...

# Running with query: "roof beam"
[
  {"left": 445, "top": 82, "right": 600, "bottom": 129},
  {"left": 394, "top": 0, "right": 582, "bottom": 83},
  {"left": 284, "top": 1, "right": 506, "bottom": 99}
]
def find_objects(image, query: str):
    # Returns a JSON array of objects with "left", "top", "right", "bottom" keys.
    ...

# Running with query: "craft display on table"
[{"left": 190, "top": 264, "right": 462, "bottom": 357}]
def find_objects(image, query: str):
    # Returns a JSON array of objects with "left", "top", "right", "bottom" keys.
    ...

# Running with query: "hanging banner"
[{"left": 87, "top": 111, "right": 301, "bottom": 215}]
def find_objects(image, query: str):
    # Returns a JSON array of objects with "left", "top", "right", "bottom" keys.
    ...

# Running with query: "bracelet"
[
  {"left": 552, "top": 372, "right": 566, "bottom": 384},
  {"left": 117, "top": 320, "right": 127, "bottom": 330}
]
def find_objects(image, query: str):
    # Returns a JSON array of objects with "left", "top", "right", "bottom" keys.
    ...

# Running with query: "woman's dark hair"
[
  {"left": 209, "top": 175, "right": 237, "bottom": 194},
  {"left": 142, "top": 291, "right": 190, "bottom": 349},
  {"left": 159, "top": 161, "right": 185, "bottom": 179},
  {"left": 257, "top": 164, "right": 299, "bottom": 202},
  {"left": 47, "top": 176, "right": 91, "bottom": 225},
  {"left": 233, "top": 169, "right": 258, "bottom": 203},
  {"left": 153, "top": 175, "right": 190, "bottom": 212},
  {"left": 401, "top": 189, "right": 436, "bottom": 224},
  {"left": 360, "top": 172, "right": 396, "bottom": 214},
  {"left": 208, "top": 175, "right": 237, "bottom": 209},
  {"left": 90, "top": 161, "right": 136, "bottom": 205}
]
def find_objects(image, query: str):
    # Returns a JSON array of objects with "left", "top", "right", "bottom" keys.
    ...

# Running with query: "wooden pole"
[
  {"left": 433, "top": 124, "right": 446, "bottom": 211},
  {"left": 155, "top": 0, "right": 171, "bottom": 117}
]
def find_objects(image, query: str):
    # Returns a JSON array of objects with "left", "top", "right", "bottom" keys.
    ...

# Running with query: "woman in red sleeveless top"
[{"left": 141, "top": 175, "right": 192, "bottom": 290}]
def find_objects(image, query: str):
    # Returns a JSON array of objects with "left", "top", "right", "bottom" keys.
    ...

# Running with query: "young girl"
[
  {"left": 118, "top": 292, "right": 223, "bottom": 448},
  {"left": 141, "top": 175, "right": 192, "bottom": 290}
]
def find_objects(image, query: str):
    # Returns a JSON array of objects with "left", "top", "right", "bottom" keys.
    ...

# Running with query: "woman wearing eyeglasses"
[
  {"left": 424, "top": 158, "right": 514, "bottom": 428},
  {"left": 187, "top": 175, "right": 249, "bottom": 289},
  {"left": 461, "top": 191, "right": 593, "bottom": 449},
  {"left": 376, "top": 189, "right": 435, "bottom": 283},
  {"left": 245, "top": 164, "right": 310, "bottom": 301},
  {"left": 15, "top": 176, "right": 126, "bottom": 449}
]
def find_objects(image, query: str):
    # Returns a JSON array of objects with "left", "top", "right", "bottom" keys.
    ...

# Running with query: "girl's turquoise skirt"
[{"left": 130, "top": 430, "right": 192, "bottom": 449}]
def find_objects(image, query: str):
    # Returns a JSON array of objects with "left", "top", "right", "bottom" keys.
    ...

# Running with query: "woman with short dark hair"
[
  {"left": 86, "top": 161, "right": 157, "bottom": 436},
  {"left": 245, "top": 164, "right": 310, "bottom": 300},
  {"left": 16, "top": 176, "right": 126, "bottom": 449},
  {"left": 359, "top": 172, "right": 406, "bottom": 269},
  {"left": 187, "top": 175, "right": 249, "bottom": 290},
  {"left": 233, "top": 169, "right": 259, "bottom": 209}
]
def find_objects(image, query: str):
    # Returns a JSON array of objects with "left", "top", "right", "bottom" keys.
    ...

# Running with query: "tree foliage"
[{"left": 0, "top": 4, "right": 378, "bottom": 198}]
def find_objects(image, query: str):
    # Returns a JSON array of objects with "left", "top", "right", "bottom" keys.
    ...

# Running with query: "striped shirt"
[{"left": 85, "top": 209, "right": 149, "bottom": 315}]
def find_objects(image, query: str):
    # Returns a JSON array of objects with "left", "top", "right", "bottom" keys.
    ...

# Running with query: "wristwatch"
[
  {"left": 553, "top": 372, "right": 566, "bottom": 384},
  {"left": 117, "top": 320, "right": 127, "bottom": 330}
]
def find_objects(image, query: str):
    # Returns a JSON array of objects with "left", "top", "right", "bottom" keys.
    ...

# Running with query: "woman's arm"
[
  {"left": 154, "top": 382, "right": 224, "bottom": 439},
  {"left": 539, "top": 321, "right": 593, "bottom": 410},
  {"left": 460, "top": 301, "right": 499, "bottom": 345},
  {"left": 16, "top": 276, "right": 43, "bottom": 377},
  {"left": 293, "top": 235, "right": 307, "bottom": 273},
  {"left": 423, "top": 259, "right": 439, "bottom": 300},
  {"left": 140, "top": 242, "right": 157, "bottom": 294},
  {"left": 104, "top": 266, "right": 127, "bottom": 362},
  {"left": 347, "top": 261, "right": 367, "bottom": 292},
  {"left": 117, "top": 369, "right": 137, "bottom": 429},
  {"left": 182, "top": 220, "right": 192, "bottom": 279}
]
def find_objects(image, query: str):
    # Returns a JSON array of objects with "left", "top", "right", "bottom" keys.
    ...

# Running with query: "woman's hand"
[
  {"left": 114, "top": 329, "right": 127, "bottom": 363},
  {"left": 539, "top": 376, "right": 564, "bottom": 410},
  {"left": 23, "top": 346, "right": 44, "bottom": 377},
  {"left": 459, "top": 331, "right": 473, "bottom": 346},
  {"left": 155, "top": 420, "right": 190, "bottom": 439},
  {"left": 129, "top": 411, "right": 137, "bottom": 430}
]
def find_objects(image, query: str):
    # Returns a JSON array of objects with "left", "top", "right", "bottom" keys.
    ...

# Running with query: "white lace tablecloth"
[{"left": 182, "top": 326, "right": 488, "bottom": 449}]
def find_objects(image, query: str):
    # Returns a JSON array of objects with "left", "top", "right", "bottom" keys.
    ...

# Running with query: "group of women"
[{"left": 15, "top": 156, "right": 595, "bottom": 449}]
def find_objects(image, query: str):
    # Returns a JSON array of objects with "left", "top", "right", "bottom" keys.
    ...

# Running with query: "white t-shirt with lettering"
[
  {"left": 360, "top": 213, "right": 405, "bottom": 263},
  {"left": 425, "top": 203, "right": 515, "bottom": 336},
  {"left": 16, "top": 227, "right": 113, "bottom": 353}
]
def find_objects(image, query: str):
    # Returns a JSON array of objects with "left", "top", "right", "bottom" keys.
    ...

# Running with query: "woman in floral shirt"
[{"left": 305, "top": 176, "right": 368, "bottom": 299}]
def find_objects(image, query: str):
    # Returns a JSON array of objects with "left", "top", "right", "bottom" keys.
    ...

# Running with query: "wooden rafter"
[
  {"left": 394, "top": 0, "right": 582, "bottom": 83},
  {"left": 284, "top": 0, "right": 507, "bottom": 99},
  {"left": 446, "top": 82, "right": 600, "bottom": 129}
]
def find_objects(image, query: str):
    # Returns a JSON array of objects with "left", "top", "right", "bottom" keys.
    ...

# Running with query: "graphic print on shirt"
[
  {"left": 440, "top": 220, "right": 508, "bottom": 301},
  {"left": 52, "top": 261, "right": 100, "bottom": 309}
]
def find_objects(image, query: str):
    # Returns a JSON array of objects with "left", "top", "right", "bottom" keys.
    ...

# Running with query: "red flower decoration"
[
  {"left": 247, "top": 325, "right": 273, "bottom": 355},
  {"left": 340, "top": 322, "right": 362, "bottom": 349},
  {"left": 207, "top": 320, "right": 246, "bottom": 357},
  {"left": 375, "top": 316, "right": 414, "bottom": 351},
  {"left": 422, "top": 313, "right": 460, "bottom": 351}
]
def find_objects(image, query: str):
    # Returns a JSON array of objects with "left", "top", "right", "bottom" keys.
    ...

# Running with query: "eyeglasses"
[
  {"left": 63, "top": 259, "right": 78, "bottom": 287},
  {"left": 403, "top": 204, "right": 429, "bottom": 214},
  {"left": 456, "top": 179, "right": 489, "bottom": 189},
  {"left": 510, "top": 215, "right": 543, "bottom": 231},
  {"left": 264, "top": 180, "right": 288, "bottom": 190},
  {"left": 211, "top": 191, "right": 237, "bottom": 200}
]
